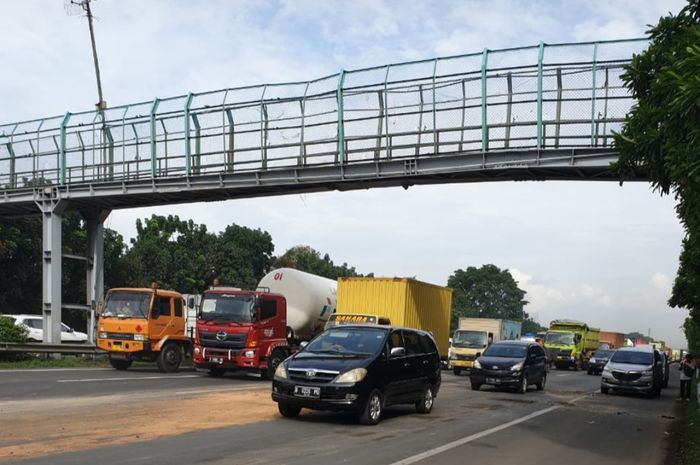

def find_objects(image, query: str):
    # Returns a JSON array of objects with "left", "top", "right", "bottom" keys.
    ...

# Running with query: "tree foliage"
[
  {"left": 447, "top": 265, "right": 531, "bottom": 332},
  {"left": 613, "top": 0, "right": 700, "bottom": 346},
  {"left": 272, "top": 245, "right": 367, "bottom": 280}
]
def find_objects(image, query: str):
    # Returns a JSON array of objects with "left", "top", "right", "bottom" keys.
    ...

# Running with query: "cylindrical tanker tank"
[{"left": 257, "top": 268, "right": 337, "bottom": 342}]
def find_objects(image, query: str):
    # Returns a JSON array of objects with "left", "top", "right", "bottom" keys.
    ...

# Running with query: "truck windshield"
[
  {"left": 201, "top": 294, "right": 254, "bottom": 323},
  {"left": 453, "top": 330, "right": 487, "bottom": 348},
  {"left": 305, "top": 327, "right": 388, "bottom": 355},
  {"left": 545, "top": 331, "right": 575, "bottom": 345},
  {"left": 102, "top": 291, "right": 151, "bottom": 318}
]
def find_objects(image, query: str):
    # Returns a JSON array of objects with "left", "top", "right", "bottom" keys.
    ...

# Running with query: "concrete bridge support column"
[
  {"left": 84, "top": 209, "right": 111, "bottom": 342},
  {"left": 40, "top": 197, "right": 67, "bottom": 344}
]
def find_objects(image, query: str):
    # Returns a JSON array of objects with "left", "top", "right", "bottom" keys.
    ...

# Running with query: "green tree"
[
  {"left": 272, "top": 245, "right": 367, "bottom": 279},
  {"left": 613, "top": 0, "right": 700, "bottom": 346},
  {"left": 447, "top": 265, "right": 529, "bottom": 332},
  {"left": 123, "top": 215, "right": 275, "bottom": 292}
]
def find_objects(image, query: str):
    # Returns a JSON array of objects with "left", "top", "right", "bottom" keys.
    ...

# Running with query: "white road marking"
[
  {"left": 174, "top": 386, "right": 259, "bottom": 395},
  {"left": 1, "top": 368, "right": 114, "bottom": 373},
  {"left": 556, "top": 373, "right": 570, "bottom": 377},
  {"left": 388, "top": 390, "right": 596, "bottom": 465},
  {"left": 57, "top": 375, "right": 200, "bottom": 383}
]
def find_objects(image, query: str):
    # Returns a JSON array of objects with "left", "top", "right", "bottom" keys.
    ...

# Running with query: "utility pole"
[{"left": 67, "top": 0, "right": 107, "bottom": 112}]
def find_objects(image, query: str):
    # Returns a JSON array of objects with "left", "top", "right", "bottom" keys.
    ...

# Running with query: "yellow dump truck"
[
  {"left": 96, "top": 287, "right": 191, "bottom": 372},
  {"left": 334, "top": 277, "right": 452, "bottom": 358}
]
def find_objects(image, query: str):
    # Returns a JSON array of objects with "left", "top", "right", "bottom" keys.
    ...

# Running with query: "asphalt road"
[{"left": 1, "top": 365, "right": 681, "bottom": 465}]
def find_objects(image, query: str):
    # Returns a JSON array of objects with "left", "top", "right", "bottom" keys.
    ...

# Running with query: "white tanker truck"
[
  {"left": 192, "top": 268, "right": 337, "bottom": 378},
  {"left": 257, "top": 268, "right": 337, "bottom": 342}
]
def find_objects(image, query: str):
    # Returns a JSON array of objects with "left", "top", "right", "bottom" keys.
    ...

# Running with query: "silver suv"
[{"left": 600, "top": 346, "right": 663, "bottom": 397}]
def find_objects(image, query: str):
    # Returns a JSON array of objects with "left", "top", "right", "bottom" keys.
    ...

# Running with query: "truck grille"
[
  {"left": 288, "top": 368, "right": 339, "bottom": 384},
  {"left": 453, "top": 354, "right": 476, "bottom": 360},
  {"left": 557, "top": 350, "right": 572, "bottom": 357},
  {"left": 105, "top": 332, "right": 135, "bottom": 340},
  {"left": 612, "top": 370, "right": 642, "bottom": 381},
  {"left": 198, "top": 330, "right": 247, "bottom": 349}
]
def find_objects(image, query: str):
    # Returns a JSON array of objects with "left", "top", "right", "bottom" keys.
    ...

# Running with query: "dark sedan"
[
  {"left": 469, "top": 340, "right": 547, "bottom": 394},
  {"left": 587, "top": 349, "right": 615, "bottom": 375}
]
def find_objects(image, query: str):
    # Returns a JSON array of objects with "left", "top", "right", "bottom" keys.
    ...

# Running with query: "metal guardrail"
[
  {"left": 0, "top": 38, "right": 648, "bottom": 193},
  {"left": 0, "top": 342, "right": 106, "bottom": 355}
]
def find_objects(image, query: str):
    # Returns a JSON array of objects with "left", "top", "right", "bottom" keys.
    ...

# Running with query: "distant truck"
[
  {"left": 450, "top": 318, "right": 522, "bottom": 375},
  {"left": 192, "top": 268, "right": 337, "bottom": 379},
  {"left": 333, "top": 276, "right": 452, "bottom": 359},
  {"left": 544, "top": 319, "right": 599, "bottom": 370},
  {"left": 96, "top": 286, "right": 192, "bottom": 372},
  {"left": 598, "top": 331, "right": 625, "bottom": 350}
]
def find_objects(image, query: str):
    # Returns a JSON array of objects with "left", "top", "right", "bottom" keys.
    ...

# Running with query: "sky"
[{"left": 0, "top": 0, "right": 690, "bottom": 347}]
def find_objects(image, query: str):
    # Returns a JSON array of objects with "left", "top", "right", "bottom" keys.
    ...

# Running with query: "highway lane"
[
  {"left": 1, "top": 367, "right": 680, "bottom": 465},
  {"left": 0, "top": 366, "right": 263, "bottom": 401}
]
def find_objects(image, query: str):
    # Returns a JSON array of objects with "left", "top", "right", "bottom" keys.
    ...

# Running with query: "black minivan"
[
  {"left": 469, "top": 340, "right": 548, "bottom": 393},
  {"left": 271, "top": 324, "right": 441, "bottom": 425}
]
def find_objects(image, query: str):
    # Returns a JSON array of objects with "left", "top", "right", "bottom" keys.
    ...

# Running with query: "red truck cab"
[{"left": 192, "top": 287, "right": 289, "bottom": 379}]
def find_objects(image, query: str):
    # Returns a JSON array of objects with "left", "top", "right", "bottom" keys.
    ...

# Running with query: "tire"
[
  {"left": 156, "top": 342, "right": 182, "bottom": 373},
  {"left": 415, "top": 385, "right": 435, "bottom": 414},
  {"left": 536, "top": 372, "right": 546, "bottom": 391},
  {"left": 208, "top": 366, "right": 226, "bottom": 377},
  {"left": 601, "top": 386, "right": 609, "bottom": 394},
  {"left": 261, "top": 348, "right": 287, "bottom": 381},
  {"left": 453, "top": 367, "right": 462, "bottom": 376},
  {"left": 471, "top": 383, "right": 481, "bottom": 391},
  {"left": 278, "top": 402, "right": 301, "bottom": 418},
  {"left": 518, "top": 373, "right": 528, "bottom": 394},
  {"left": 109, "top": 357, "right": 132, "bottom": 370},
  {"left": 587, "top": 368, "right": 593, "bottom": 375},
  {"left": 359, "top": 389, "right": 383, "bottom": 425}
]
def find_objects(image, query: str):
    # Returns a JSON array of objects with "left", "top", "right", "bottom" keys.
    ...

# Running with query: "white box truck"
[{"left": 449, "top": 318, "right": 522, "bottom": 375}]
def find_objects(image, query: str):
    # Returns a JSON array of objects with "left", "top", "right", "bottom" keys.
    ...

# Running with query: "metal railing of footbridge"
[{"left": 0, "top": 38, "right": 647, "bottom": 207}]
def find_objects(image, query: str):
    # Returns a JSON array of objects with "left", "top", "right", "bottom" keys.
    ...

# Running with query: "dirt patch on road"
[{"left": 0, "top": 389, "right": 276, "bottom": 462}]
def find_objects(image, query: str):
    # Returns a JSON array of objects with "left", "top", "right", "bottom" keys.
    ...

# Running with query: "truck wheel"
[
  {"left": 415, "top": 385, "right": 434, "bottom": 414},
  {"left": 471, "top": 383, "right": 481, "bottom": 391},
  {"left": 453, "top": 367, "right": 462, "bottom": 376},
  {"left": 262, "top": 348, "right": 287, "bottom": 381},
  {"left": 109, "top": 357, "right": 132, "bottom": 370},
  {"left": 359, "top": 389, "right": 383, "bottom": 425},
  {"left": 278, "top": 402, "right": 301, "bottom": 418},
  {"left": 156, "top": 342, "right": 182, "bottom": 373},
  {"left": 208, "top": 366, "right": 226, "bottom": 377}
]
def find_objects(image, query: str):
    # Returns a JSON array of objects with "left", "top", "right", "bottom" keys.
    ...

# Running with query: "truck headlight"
[
  {"left": 511, "top": 361, "right": 524, "bottom": 371},
  {"left": 134, "top": 334, "right": 145, "bottom": 341},
  {"left": 473, "top": 359, "right": 482, "bottom": 369},
  {"left": 274, "top": 363, "right": 288, "bottom": 379},
  {"left": 244, "top": 350, "right": 255, "bottom": 358},
  {"left": 589, "top": 358, "right": 597, "bottom": 364},
  {"left": 333, "top": 368, "right": 367, "bottom": 383},
  {"left": 99, "top": 332, "right": 107, "bottom": 339}
]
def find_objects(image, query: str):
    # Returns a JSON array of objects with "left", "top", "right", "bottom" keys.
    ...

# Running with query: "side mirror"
[
  {"left": 390, "top": 347, "right": 406, "bottom": 358},
  {"left": 188, "top": 297, "right": 195, "bottom": 309},
  {"left": 475, "top": 352, "right": 481, "bottom": 358}
]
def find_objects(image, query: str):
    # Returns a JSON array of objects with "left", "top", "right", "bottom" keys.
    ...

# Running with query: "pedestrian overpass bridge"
[{"left": 0, "top": 38, "right": 649, "bottom": 344}]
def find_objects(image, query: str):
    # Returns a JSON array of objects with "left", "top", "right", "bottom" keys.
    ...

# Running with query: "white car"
[{"left": 2, "top": 314, "right": 88, "bottom": 343}]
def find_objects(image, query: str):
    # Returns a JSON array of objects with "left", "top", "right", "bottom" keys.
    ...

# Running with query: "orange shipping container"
[{"left": 599, "top": 331, "right": 625, "bottom": 349}]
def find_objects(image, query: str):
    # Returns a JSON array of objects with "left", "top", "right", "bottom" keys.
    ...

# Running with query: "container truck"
[
  {"left": 449, "top": 318, "right": 522, "bottom": 375},
  {"left": 598, "top": 331, "right": 625, "bottom": 350},
  {"left": 96, "top": 286, "right": 191, "bottom": 372},
  {"left": 544, "top": 319, "right": 599, "bottom": 370},
  {"left": 333, "top": 276, "right": 452, "bottom": 358},
  {"left": 192, "top": 268, "right": 337, "bottom": 379}
]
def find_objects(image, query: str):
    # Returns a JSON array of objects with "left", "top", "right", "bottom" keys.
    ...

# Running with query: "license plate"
[
  {"left": 294, "top": 385, "right": 320, "bottom": 398},
  {"left": 486, "top": 377, "right": 501, "bottom": 384},
  {"left": 210, "top": 357, "right": 224, "bottom": 364}
]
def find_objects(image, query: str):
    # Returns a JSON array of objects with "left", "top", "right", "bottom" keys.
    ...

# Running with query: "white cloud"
[{"left": 651, "top": 272, "right": 672, "bottom": 291}]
